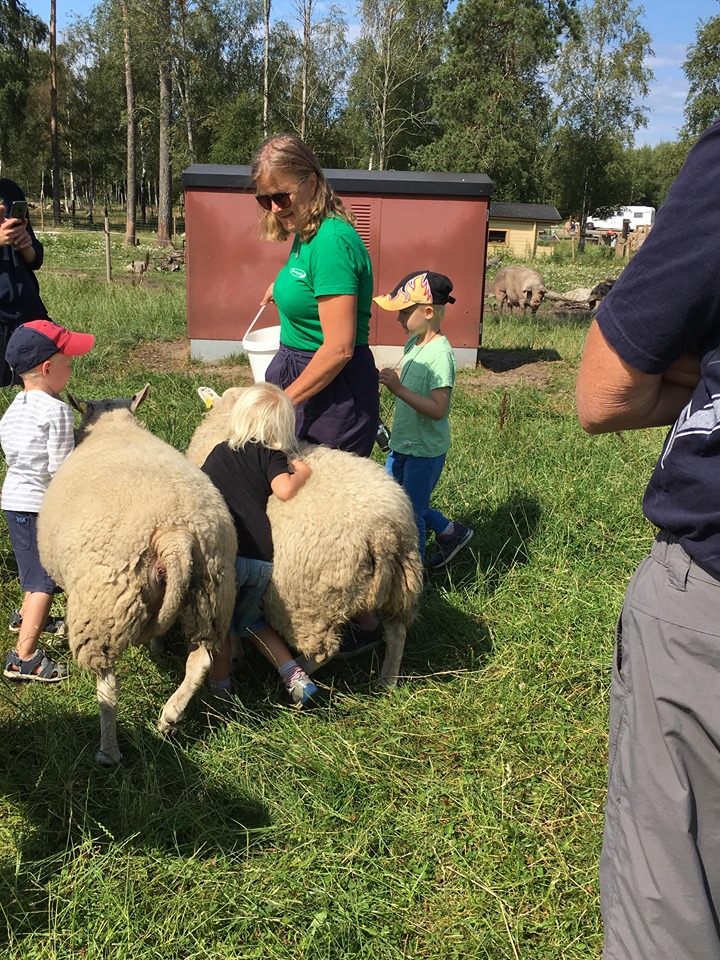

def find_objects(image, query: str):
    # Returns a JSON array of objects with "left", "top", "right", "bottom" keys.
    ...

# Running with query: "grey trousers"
[{"left": 601, "top": 532, "right": 720, "bottom": 960}]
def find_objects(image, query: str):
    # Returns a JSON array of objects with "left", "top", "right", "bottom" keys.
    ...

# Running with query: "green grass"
[{"left": 0, "top": 240, "right": 664, "bottom": 958}]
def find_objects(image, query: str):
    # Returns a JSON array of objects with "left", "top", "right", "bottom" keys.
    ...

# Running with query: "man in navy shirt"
[{"left": 577, "top": 119, "right": 720, "bottom": 959}]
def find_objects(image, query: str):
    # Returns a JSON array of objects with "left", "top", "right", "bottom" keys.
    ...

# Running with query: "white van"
[{"left": 586, "top": 206, "right": 655, "bottom": 231}]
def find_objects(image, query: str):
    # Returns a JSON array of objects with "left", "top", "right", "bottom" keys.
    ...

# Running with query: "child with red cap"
[
  {"left": 375, "top": 271, "right": 473, "bottom": 569},
  {"left": 0, "top": 319, "right": 94, "bottom": 682}
]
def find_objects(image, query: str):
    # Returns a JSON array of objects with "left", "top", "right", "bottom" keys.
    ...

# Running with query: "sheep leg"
[
  {"left": 378, "top": 620, "right": 406, "bottom": 689},
  {"left": 158, "top": 644, "right": 212, "bottom": 736},
  {"left": 96, "top": 668, "right": 123, "bottom": 766},
  {"left": 294, "top": 650, "right": 335, "bottom": 676}
]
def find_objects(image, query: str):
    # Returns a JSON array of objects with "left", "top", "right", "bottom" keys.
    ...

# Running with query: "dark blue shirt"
[{"left": 596, "top": 119, "right": 720, "bottom": 577}]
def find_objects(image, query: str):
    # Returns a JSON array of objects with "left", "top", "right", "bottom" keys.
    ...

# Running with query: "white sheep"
[
  {"left": 187, "top": 386, "right": 423, "bottom": 687},
  {"left": 38, "top": 385, "right": 237, "bottom": 766}
]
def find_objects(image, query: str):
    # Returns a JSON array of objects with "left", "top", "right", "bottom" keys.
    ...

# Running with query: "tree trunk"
[
  {"left": 263, "top": 0, "right": 271, "bottom": 139},
  {"left": 176, "top": 0, "right": 195, "bottom": 161},
  {"left": 156, "top": 0, "right": 173, "bottom": 246},
  {"left": 300, "top": 0, "right": 311, "bottom": 140},
  {"left": 120, "top": 0, "right": 137, "bottom": 246},
  {"left": 50, "top": 0, "right": 61, "bottom": 226}
]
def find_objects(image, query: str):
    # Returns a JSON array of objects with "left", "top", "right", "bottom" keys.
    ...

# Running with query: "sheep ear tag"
[
  {"left": 130, "top": 384, "right": 151, "bottom": 414},
  {"left": 65, "top": 391, "right": 87, "bottom": 415},
  {"left": 197, "top": 386, "right": 219, "bottom": 409}
]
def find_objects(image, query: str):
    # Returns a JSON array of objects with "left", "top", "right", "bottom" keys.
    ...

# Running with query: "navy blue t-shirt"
[
  {"left": 201, "top": 440, "right": 290, "bottom": 562},
  {"left": 596, "top": 119, "right": 720, "bottom": 576}
]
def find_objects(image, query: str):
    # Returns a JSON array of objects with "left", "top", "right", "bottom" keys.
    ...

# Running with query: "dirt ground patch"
[
  {"left": 130, "top": 339, "right": 560, "bottom": 392},
  {"left": 462, "top": 347, "right": 561, "bottom": 392},
  {"left": 130, "top": 338, "right": 254, "bottom": 384}
]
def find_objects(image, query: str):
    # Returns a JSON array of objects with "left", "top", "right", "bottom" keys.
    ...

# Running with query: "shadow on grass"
[
  {"left": 267, "top": 491, "right": 542, "bottom": 688},
  {"left": 411, "top": 490, "right": 542, "bottom": 674},
  {"left": 477, "top": 347, "right": 561, "bottom": 372},
  {"left": 464, "top": 490, "right": 541, "bottom": 595},
  {"left": 0, "top": 701, "right": 270, "bottom": 945}
]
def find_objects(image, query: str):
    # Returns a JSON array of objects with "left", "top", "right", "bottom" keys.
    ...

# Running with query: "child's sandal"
[{"left": 4, "top": 649, "right": 68, "bottom": 683}]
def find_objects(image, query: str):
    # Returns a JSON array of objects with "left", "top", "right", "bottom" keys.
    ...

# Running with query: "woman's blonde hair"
[
  {"left": 250, "top": 133, "right": 353, "bottom": 243},
  {"left": 227, "top": 382, "right": 298, "bottom": 453}
]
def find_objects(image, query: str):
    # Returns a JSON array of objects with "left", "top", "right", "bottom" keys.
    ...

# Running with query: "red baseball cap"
[{"left": 6, "top": 319, "right": 95, "bottom": 376}]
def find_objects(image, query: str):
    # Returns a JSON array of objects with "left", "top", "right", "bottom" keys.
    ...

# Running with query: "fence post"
[{"left": 104, "top": 206, "right": 112, "bottom": 282}]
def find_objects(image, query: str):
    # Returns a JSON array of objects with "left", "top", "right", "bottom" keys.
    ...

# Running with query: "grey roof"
[
  {"left": 490, "top": 202, "right": 561, "bottom": 222},
  {"left": 183, "top": 164, "right": 495, "bottom": 198}
]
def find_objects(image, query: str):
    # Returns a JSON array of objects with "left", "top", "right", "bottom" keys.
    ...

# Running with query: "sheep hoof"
[
  {"left": 375, "top": 676, "right": 398, "bottom": 691},
  {"left": 157, "top": 715, "right": 180, "bottom": 737},
  {"left": 95, "top": 747, "right": 122, "bottom": 766}
]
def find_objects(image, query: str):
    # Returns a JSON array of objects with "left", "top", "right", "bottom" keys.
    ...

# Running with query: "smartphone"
[{"left": 9, "top": 200, "right": 28, "bottom": 220}]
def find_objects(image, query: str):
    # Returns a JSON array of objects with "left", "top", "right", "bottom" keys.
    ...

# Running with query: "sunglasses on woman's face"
[{"left": 255, "top": 176, "right": 309, "bottom": 212}]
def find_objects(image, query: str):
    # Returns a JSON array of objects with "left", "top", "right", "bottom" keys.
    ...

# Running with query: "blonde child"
[
  {"left": 376, "top": 271, "right": 473, "bottom": 567},
  {"left": 1, "top": 319, "right": 95, "bottom": 681},
  {"left": 200, "top": 382, "right": 320, "bottom": 706}
]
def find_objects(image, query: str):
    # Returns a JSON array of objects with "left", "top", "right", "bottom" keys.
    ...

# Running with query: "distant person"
[
  {"left": 251, "top": 134, "right": 379, "bottom": 457},
  {"left": 1, "top": 320, "right": 95, "bottom": 683},
  {"left": 376, "top": 271, "right": 473, "bottom": 568},
  {"left": 576, "top": 118, "right": 720, "bottom": 959},
  {"left": 0, "top": 180, "right": 51, "bottom": 386},
  {"left": 201, "top": 382, "right": 323, "bottom": 707}
]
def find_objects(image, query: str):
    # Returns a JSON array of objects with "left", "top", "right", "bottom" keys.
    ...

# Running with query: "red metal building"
[{"left": 181, "top": 164, "right": 494, "bottom": 368}]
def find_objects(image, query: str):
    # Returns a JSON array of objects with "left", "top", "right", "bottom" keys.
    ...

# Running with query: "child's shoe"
[
  {"left": 8, "top": 608, "right": 66, "bottom": 638},
  {"left": 426, "top": 522, "right": 474, "bottom": 569},
  {"left": 4, "top": 648, "right": 68, "bottom": 683},
  {"left": 285, "top": 670, "right": 323, "bottom": 707}
]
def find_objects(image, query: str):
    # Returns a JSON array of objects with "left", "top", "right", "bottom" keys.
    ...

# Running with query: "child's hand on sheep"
[{"left": 271, "top": 459, "right": 312, "bottom": 502}]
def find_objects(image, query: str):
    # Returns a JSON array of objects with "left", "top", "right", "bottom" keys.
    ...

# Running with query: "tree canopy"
[{"left": 2, "top": 0, "right": 707, "bottom": 237}]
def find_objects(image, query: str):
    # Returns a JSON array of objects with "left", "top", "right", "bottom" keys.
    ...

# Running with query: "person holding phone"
[{"left": 0, "top": 179, "right": 50, "bottom": 387}]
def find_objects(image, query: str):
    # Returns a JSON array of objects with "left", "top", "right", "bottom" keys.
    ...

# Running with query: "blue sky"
[{"left": 23, "top": 0, "right": 720, "bottom": 147}]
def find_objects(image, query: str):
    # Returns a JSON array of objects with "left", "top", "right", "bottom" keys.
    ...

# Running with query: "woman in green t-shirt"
[{"left": 251, "top": 134, "right": 380, "bottom": 458}]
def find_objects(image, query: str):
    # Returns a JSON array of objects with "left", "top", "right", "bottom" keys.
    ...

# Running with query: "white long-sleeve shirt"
[{"left": 0, "top": 390, "right": 74, "bottom": 512}]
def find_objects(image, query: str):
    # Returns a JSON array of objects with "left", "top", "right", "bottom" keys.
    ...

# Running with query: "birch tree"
[
  {"left": 119, "top": 0, "right": 137, "bottom": 243},
  {"left": 347, "top": 0, "right": 445, "bottom": 170},
  {"left": 548, "top": 0, "right": 653, "bottom": 247},
  {"left": 683, "top": 12, "right": 720, "bottom": 139}
]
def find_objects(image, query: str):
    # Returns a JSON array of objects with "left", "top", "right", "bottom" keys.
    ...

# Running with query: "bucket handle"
[{"left": 243, "top": 304, "right": 267, "bottom": 341}]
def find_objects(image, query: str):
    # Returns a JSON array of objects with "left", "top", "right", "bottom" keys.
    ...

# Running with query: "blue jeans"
[
  {"left": 386, "top": 451, "right": 450, "bottom": 557},
  {"left": 232, "top": 556, "right": 273, "bottom": 637}
]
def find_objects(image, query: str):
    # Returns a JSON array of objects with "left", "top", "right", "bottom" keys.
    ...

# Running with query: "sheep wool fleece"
[
  {"left": 187, "top": 389, "right": 424, "bottom": 686},
  {"left": 38, "top": 407, "right": 237, "bottom": 675}
]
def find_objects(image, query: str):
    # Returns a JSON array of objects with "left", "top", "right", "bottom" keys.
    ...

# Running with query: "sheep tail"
[
  {"left": 151, "top": 527, "right": 195, "bottom": 634},
  {"left": 365, "top": 525, "right": 423, "bottom": 621}
]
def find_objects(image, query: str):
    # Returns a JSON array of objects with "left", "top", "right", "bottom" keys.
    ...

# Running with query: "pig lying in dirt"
[{"left": 493, "top": 265, "right": 546, "bottom": 315}]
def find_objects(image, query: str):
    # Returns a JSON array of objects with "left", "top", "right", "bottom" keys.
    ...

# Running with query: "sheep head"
[
  {"left": 66, "top": 383, "right": 150, "bottom": 423},
  {"left": 66, "top": 384, "right": 151, "bottom": 443}
]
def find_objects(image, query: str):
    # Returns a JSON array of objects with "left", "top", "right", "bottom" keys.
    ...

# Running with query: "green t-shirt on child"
[
  {"left": 390, "top": 334, "right": 456, "bottom": 459},
  {"left": 272, "top": 216, "right": 373, "bottom": 351}
]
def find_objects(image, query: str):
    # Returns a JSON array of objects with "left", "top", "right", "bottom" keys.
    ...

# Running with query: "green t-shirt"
[
  {"left": 390, "top": 334, "right": 456, "bottom": 459},
  {"left": 272, "top": 216, "right": 373, "bottom": 351}
]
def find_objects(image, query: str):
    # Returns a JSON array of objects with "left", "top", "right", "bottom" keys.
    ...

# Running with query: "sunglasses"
[{"left": 255, "top": 176, "right": 309, "bottom": 212}]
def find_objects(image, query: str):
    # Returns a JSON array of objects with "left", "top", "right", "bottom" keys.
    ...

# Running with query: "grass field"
[{"left": 0, "top": 236, "right": 667, "bottom": 958}]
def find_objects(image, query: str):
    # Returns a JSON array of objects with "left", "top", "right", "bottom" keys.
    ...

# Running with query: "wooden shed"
[
  {"left": 487, "top": 202, "right": 561, "bottom": 259},
  {"left": 182, "top": 165, "right": 494, "bottom": 369}
]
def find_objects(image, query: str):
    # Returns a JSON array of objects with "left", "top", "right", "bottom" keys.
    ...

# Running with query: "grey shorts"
[
  {"left": 5, "top": 511, "right": 57, "bottom": 594},
  {"left": 601, "top": 532, "right": 720, "bottom": 959}
]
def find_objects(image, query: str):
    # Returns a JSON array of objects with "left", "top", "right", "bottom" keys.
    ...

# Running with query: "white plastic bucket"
[{"left": 241, "top": 306, "right": 280, "bottom": 382}]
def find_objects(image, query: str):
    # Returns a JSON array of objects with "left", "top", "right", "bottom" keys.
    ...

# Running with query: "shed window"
[{"left": 488, "top": 229, "right": 507, "bottom": 244}]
